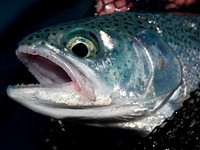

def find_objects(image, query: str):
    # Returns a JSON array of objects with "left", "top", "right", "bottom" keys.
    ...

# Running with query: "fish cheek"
[{"left": 134, "top": 30, "right": 182, "bottom": 97}]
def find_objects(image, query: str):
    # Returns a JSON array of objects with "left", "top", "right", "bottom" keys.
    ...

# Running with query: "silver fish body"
[{"left": 7, "top": 12, "right": 200, "bottom": 134}]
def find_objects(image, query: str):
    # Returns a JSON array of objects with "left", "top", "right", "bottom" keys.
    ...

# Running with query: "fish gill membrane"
[{"left": 6, "top": 12, "right": 200, "bottom": 135}]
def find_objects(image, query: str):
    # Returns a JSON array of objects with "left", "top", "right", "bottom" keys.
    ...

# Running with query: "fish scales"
[
  {"left": 7, "top": 12, "right": 200, "bottom": 134},
  {"left": 22, "top": 12, "right": 200, "bottom": 95}
]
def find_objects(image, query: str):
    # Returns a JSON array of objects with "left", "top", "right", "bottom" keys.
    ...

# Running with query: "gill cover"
[{"left": 128, "top": 30, "right": 182, "bottom": 113}]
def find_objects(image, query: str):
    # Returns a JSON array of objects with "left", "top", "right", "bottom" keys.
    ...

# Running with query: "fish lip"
[{"left": 15, "top": 45, "right": 95, "bottom": 100}]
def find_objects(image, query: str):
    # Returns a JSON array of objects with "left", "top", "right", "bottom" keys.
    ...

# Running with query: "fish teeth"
[{"left": 13, "top": 83, "right": 42, "bottom": 88}]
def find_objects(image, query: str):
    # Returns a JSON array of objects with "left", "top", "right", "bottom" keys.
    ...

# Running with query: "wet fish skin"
[
  {"left": 18, "top": 12, "right": 200, "bottom": 95},
  {"left": 6, "top": 12, "right": 200, "bottom": 133}
]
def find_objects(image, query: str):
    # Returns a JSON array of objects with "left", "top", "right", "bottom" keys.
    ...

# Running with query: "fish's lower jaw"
[
  {"left": 6, "top": 83, "right": 176, "bottom": 129},
  {"left": 7, "top": 83, "right": 147, "bottom": 119},
  {"left": 93, "top": 95, "right": 112, "bottom": 106},
  {"left": 7, "top": 76, "right": 178, "bottom": 120},
  {"left": 7, "top": 83, "right": 94, "bottom": 107}
]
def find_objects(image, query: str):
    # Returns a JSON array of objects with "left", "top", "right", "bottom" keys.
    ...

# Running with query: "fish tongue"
[{"left": 73, "top": 73, "right": 96, "bottom": 100}]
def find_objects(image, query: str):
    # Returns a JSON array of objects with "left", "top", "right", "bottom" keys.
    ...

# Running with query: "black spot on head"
[
  {"left": 35, "top": 34, "right": 40, "bottom": 38},
  {"left": 134, "top": 27, "right": 138, "bottom": 31},
  {"left": 63, "top": 42, "right": 66, "bottom": 46},
  {"left": 84, "top": 23, "right": 89, "bottom": 26},
  {"left": 108, "top": 21, "right": 113, "bottom": 24},
  {"left": 42, "top": 33, "right": 49, "bottom": 39},
  {"left": 105, "top": 25, "right": 109, "bottom": 28},
  {"left": 123, "top": 17, "right": 127, "bottom": 21},
  {"left": 66, "top": 25, "right": 72, "bottom": 28},
  {"left": 52, "top": 33, "right": 57, "bottom": 36},
  {"left": 127, "top": 31, "right": 132, "bottom": 35},
  {"left": 41, "top": 41, "right": 46, "bottom": 45},
  {"left": 124, "top": 25, "right": 128, "bottom": 29},
  {"left": 114, "top": 23, "right": 119, "bottom": 26},
  {"left": 44, "top": 28, "right": 50, "bottom": 32},
  {"left": 138, "top": 25, "right": 144, "bottom": 29},
  {"left": 149, "top": 26, "right": 154, "bottom": 30},
  {"left": 59, "top": 27, "right": 64, "bottom": 31},
  {"left": 28, "top": 36, "right": 33, "bottom": 41},
  {"left": 89, "top": 32, "right": 97, "bottom": 41},
  {"left": 137, "top": 20, "right": 143, "bottom": 25},
  {"left": 185, "top": 28, "right": 190, "bottom": 33},
  {"left": 115, "top": 29, "right": 120, "bottom": 33},
  {"left": 135, "top": 14, "right": 139, "bottom": 18},
  {"left": 105, "top": 18, "right": 109, "bottom": 21},
  {"left": 114, "top": 18, "right": 118, "bottom": 22},
  {"left": 125, "top": 22, "right": 134, "bottom": 26},
  {"left": 97, "top": 24, "right": 103, "bottom": 28},
  {"left": 188, "top": 40, "right": 192, "bottom": 45},
  {"left": 127, "top": 15, "right": 132, "bottom": 19}
]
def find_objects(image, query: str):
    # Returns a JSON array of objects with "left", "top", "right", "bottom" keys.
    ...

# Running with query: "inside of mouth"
[{"left": 18, "top": 53, "right": 72, "bottom": 85}]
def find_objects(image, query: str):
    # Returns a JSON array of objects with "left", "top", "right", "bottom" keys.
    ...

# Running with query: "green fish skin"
[{"left": 7, "top": 12, "right": 200, "bottom": 134}]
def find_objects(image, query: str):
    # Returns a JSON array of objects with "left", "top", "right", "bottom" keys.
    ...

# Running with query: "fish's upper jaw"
[{"left": 8, "top": 45, "right": 103, "bottom": 106}]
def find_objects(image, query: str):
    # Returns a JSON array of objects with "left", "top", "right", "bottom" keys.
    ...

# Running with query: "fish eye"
[
  {"left": 71, "top": 43, "right": 88, "bottom": 57},
  {"left": 65, "top": 37, "right": 97, "bottom": 58}
]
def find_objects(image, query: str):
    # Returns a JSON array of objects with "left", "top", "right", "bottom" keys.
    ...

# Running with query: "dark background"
[{"left": 0, "top": 0, "right": 200, "bottom": 149}]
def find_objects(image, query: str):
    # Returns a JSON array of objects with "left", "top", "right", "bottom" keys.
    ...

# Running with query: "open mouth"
[
  {"left": 14, "top": 45, "right": 95, "bottom": 100},
  {"left": 17, "top": 52, "right": 73, "bottom": 86}
]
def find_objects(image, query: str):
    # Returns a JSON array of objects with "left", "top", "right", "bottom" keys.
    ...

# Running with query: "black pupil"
[{"left": 72, "top": 43, "right": 89, "bottom": 57}]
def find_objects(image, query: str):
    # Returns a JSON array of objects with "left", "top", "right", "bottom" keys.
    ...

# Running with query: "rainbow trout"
[{"left": 7, "top": 12, "right": 200, "bottom": 134}]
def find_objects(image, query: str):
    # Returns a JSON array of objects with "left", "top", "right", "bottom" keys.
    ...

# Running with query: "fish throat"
[{"left": 19, "top": 53, "right": 72, "bottom": 85}]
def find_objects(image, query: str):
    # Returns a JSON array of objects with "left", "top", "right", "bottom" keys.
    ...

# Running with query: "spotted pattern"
[{"left": 20, "top": 12, "right": 200, "bottom": 98}]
